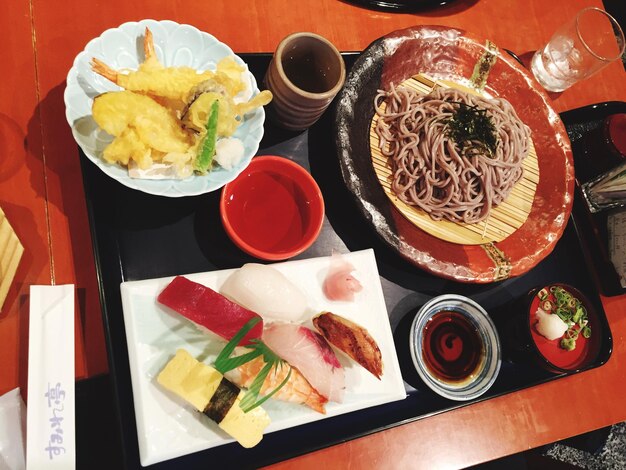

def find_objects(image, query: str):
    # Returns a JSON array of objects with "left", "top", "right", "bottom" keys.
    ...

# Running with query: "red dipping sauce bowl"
[
  {"left": 526, "top": 284, "right": 603, "bottom": 373},
  {"left": 220, "top": 155, "right": 325, "bottom": 260}
]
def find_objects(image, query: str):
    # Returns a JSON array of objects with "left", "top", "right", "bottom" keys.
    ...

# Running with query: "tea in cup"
[{"left": 265, "top": 32, "right": 346, "bottom": 131}]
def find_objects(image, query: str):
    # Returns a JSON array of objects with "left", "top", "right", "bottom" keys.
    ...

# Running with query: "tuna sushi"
[
  {"left": 262, "top": 323, "right": 345, "bottom": 403},
  {"left": 157, "top": 276, "right": 263, "bottom": 346}
]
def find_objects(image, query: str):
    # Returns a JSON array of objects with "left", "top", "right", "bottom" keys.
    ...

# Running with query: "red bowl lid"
[
  {"left": 220, "top": 155, "right": 325, "bottom": 260},
  {"left": 606, "top": 113, "right": 626, "bottom": 157}
]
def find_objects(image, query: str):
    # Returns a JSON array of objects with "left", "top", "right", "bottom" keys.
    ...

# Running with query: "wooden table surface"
[{"left": 1, "top": 0, "right": 625, "bottom": 468}]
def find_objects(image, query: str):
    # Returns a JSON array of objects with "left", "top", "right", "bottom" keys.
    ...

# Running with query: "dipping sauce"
[
  {"left": 226, "top": 171, "right": 311, "bottom": 253},
  {"left": 410, "top": 294, "right": 501, "bottom": 401},
  {"left": 422, "top": 310, "right": 484, "bottom": 384}
]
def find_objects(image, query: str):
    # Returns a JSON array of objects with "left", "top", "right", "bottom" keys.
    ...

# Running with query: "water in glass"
[{"left": 531, "top": 37, "right": 585, "bottom": 92}]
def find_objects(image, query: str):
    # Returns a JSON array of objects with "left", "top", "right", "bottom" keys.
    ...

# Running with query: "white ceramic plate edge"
[{"left": 119, "top": 249, "right": 407, "bottom": 465}]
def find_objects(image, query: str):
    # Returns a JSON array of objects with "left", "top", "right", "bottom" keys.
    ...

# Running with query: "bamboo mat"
[
  {"left": 369, "top": 74, "right": 539, "bottom": 245},
  {"left": 0, "top": 207, "right": 24, "bottom": 311}
]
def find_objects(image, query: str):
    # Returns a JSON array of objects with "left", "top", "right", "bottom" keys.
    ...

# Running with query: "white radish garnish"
[
  {"left": 535, "top": 307, "right": 568, "bottom": 340},
  {"left": 214, "top": 137, "right": 245, "bottom": 170}
]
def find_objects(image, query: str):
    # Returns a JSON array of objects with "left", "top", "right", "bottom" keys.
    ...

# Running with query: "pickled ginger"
[{"left": 322, "top": 253, "right": 363, "bottom": 302}]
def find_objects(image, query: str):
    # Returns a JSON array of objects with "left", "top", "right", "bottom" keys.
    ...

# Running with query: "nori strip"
[{"left": 204, "top": 377, "right": 239, "bottom": 423}]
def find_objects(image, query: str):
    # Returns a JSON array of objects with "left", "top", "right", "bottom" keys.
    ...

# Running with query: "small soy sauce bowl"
[{"left": 409, "top": 294, "right": 501, "bottom": 401}]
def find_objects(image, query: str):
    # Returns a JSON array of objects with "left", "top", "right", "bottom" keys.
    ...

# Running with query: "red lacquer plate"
[
  {"left": 334, "top": 25, "right": 574, "bottom": 283},
  {"left": 527, "top": 284, "right": 602, "bottom": 372}
]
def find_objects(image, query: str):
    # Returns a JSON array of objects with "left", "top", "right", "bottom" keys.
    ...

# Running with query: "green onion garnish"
[{"left": 537, "top": 286, "right": 591, "bottom": 351}]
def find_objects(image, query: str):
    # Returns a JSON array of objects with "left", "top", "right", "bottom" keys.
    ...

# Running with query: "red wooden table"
[{"left": 1, "top": 0, "right": 625, "bottom": 468}]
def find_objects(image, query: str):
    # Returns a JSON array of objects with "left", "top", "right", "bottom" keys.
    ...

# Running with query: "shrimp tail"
[
  {"left": 144, "top": 27, "right": 156, "bottom": 62},
  {"left": 227, "top": 357, "right": 328, "bottom": 414},
  {"left": 90, "top": 57, "right": 119, "bottom": 85}
]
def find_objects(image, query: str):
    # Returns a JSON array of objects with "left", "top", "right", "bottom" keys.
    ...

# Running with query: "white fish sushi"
[
  {"left": 220, "top": 263, "right": 309, "bottom": 322},
  {"left": 262, "top": 323, "right": 345, "bottom": 403}
]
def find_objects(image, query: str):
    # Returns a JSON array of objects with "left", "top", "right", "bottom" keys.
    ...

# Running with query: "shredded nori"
[{"left": 445, "top": 102, "right": 498, "bottom": 157}]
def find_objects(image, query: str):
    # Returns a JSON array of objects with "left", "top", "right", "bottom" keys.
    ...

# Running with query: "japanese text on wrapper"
[{"left": 44, "top": 382, "right": 66, "bottom": 459}]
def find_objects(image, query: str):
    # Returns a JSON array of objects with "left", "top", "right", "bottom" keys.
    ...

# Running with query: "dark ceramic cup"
[{"left": 264, "top": 32, "right": 346, "bottom": 131}]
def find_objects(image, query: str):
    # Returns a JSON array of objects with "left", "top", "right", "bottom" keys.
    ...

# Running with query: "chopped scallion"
[{"left": 539, "top": 285, "right": 591, "bottom": 352}]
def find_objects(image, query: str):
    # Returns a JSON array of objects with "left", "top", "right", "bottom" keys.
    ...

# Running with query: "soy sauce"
[{"left": 422, "top": 310, "right": 484, "bottom": 383}]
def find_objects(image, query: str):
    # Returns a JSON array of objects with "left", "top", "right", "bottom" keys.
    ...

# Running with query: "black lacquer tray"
[
  {"left": 561, "top": 101, "right": 626, "bottom": 297},
  {"left": 79, "top": 53, "right": 612, "bottom": 469}
]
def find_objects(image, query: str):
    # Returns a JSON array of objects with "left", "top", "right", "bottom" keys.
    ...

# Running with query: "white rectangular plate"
[{"left": 120, "top": 249, "right": 407, "bottom": 466}]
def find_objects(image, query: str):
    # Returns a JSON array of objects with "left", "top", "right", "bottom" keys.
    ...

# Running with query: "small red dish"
[
  {"left": 220, "top": 155, "right": 325, "bottom": 260},
  {"left": 526, "top": 284, "right": 602, "bottom": 373}
]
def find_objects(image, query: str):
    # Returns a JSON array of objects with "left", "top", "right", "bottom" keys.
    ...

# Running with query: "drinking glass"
[{"left": 530, "top": 7, "right": 625, "bottom": 92}]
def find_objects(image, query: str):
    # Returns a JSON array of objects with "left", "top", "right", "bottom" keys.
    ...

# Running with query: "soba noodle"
[{"left": 374, "top": 85, "right": 531, "bottom": 224}]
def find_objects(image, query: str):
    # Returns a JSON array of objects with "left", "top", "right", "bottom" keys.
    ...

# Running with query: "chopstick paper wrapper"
[
  {"left": 0, "top": 388, "right": 26, "bottom": 470},
  {"left": 608, "top": 210, "right": 626, "bottom": 288},
  {"left": 26, "top": 285, "right": 75, "bottom": 470},
  {"left": 581, "top": 161, "right": 626, "bottom": 213}
]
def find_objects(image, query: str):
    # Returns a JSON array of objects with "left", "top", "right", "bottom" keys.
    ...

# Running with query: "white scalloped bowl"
[{"left": 64, "top": 19, "right": 265, "bottom": 197}]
